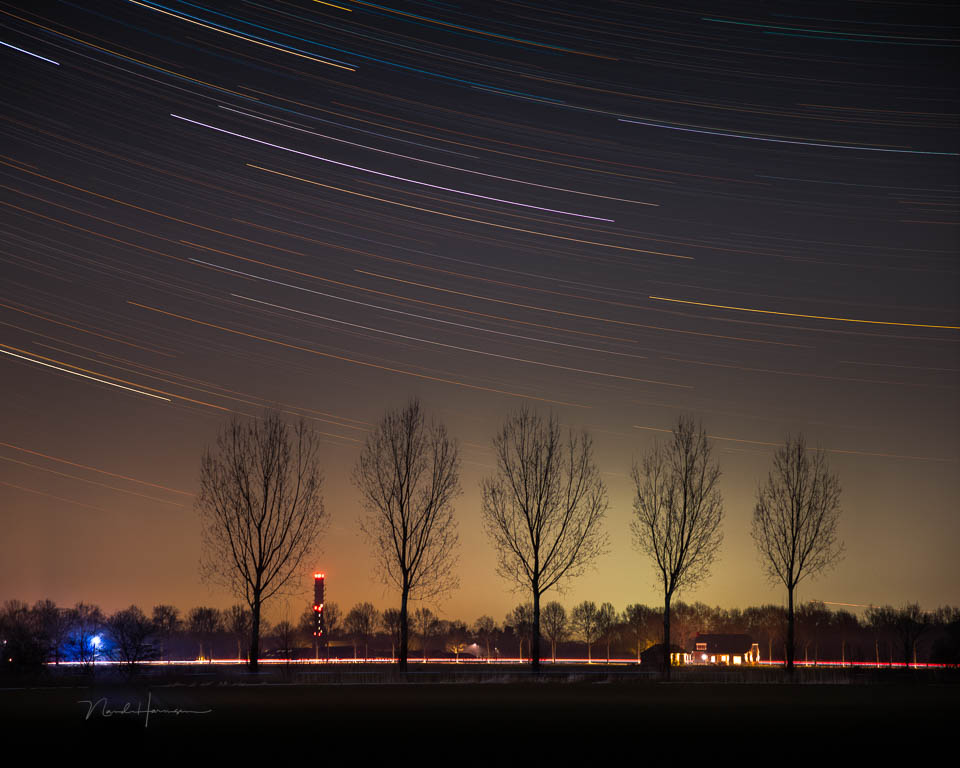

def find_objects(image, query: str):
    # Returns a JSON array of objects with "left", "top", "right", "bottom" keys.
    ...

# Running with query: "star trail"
[{"left": 1, "top": 0, "right": 957, "bottom": 619}]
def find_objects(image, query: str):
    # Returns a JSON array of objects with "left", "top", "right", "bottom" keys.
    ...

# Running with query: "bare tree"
[
  {"left": 623, "top": 604, "right": 657, "bottom": 662},
  {"left": 570, "top": 601, "right": 600, "bottom": 662},
  {"left": 868, "top": 603, "right": 930, "bottom": 667},
  {"left": 197, "top": 410, "right": 327, "bottom": 670},
  {"left": 226, "top": 605, "right": 251, "bottom": 661},
  {"left": 473, "top": 615, "right": 497, "bottom": 661},
  {"left": 481, "top": 407, "right": 609, "bottom": 673},
  {"left": 413, "top": 606, "right": 440, "bottom": 661},
  {"left": 596, "top": 602, "right": 618, "bottom": 663},
  {"left": 324, "top": 601, "right": 342, "bottom": 659},
  {"left": 445, "top": 620, "right": 469, "bottom": 661},
  {"left": 272, "top": 619, "right": 297, "bottom": 661},
  {"left": 506, "top": 603, "right": 533, "bottom": 660},
  {"left": 151, "top": 605, "right": 181, "bottom": 662},
  {"left": 1, "top": 600, "right": 46, "bottom": 670},
  {"left": 188, "top": 607, "right": 222, "bottom": 661},
  {"left": 33, "top": 599, "right": 70, "bottom": 665},
  {"left": 353, "top": 398, "right": 461, "bottom": 673},
  {"left": 631, "top": 416, "right": 724, "bottom": 680},
  {"left": 541, "top": 602, "right": 567, "bottom": 662},
  {"left": 751, "top": 435, "right": 843, "bottom": 673},
  {"left": 68, "top": 602, "right": 105, "bottom": 665},
  {"left": 381, "top": 608, "right": 404, "bottom": 660},
  {"left": 345, "top": 602, "right": 380, "bottom": 659},
  {"left": 107, "top": 606, "right": 158, "bottom": 670}
]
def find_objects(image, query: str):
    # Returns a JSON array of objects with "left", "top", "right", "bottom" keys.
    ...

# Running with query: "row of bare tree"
[{"left": 193, "top": 400, "right": 853, "bottom": 676}]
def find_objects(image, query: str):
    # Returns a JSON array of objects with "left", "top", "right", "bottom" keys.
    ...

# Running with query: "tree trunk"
[
  {"left": 399, "top": 581, "right": 409, "bottom": 674},
  {"left": 531, "top": 589, "right": 541, "bottom": 674},
  {"left": 786, "top": 586, "right": 795, "bottom": 675},
  {"left": 663, "top": 591, "right": 672, "bottom": 682},
  {"left": 250, "top": 600, "right": 260, "bottom": 672}
]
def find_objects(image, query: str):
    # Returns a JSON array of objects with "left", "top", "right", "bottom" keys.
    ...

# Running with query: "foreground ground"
[{"left": 2, "top": 665, "right": 956, "bottom": 754}]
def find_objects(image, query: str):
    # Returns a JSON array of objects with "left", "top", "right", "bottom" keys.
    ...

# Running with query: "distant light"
[{"left": 91, "top": 635, "right": 103, "bottom": 649}]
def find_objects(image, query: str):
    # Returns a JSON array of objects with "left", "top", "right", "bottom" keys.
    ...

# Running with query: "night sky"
[{"left": 2, "top": 0, "right": 957, "bottom": 624}]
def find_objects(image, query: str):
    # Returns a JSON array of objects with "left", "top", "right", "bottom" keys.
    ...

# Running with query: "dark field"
[{"left": 2, "top": 665, "right": 957, "bottom": 754}]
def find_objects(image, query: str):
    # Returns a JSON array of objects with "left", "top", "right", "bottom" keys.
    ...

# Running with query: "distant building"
[
  {"left": 687, "top": 634, "right": 760, "bottom": 665},
  {"left": 640, "top": 643, "right": 687, "bottom": 667}
]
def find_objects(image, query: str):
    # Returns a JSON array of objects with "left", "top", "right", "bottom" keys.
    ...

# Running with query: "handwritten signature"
[{"left": 77, "top": 692, "right": 212, "bottom": 728}]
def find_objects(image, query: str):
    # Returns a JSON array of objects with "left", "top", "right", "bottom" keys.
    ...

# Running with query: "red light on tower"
[{"left": 312, "top": 571, "right": 326, "bottom": 639}]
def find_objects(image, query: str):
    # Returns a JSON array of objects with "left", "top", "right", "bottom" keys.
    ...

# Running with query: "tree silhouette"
[
  {"left": 506, "top": 603, "right": 533, "bottom": 660},
  {"left": 481, "top": 407, "right": 608, "bottom": 673},
  {"left": 188, "top": 607, "right": 222, "bottom": 661},
  {"left": 631, "top": 416, "right": 724, "bottom": 680},
  {"left": 473, "top": 615, "right": 497, "bottom": 661},
  {"left": 353, "top": 398, "right": 461, "bottom": 674},
  {"left": 151, "top": 605, "right": 181, "bottom": 663},
  {"left": 596, "top": 602, "right": 618, "bottom": 663},
  {"left": 226, "top": 605, "right": 251, "bottom": 661},
  {"left": 197, "top": 409, "right": 327, "bottom": 671},
  {"left": 107, "top": 606, "right": 157, "bottom": 670},
  {"left": 623, "top": 604, "right": 657, "bottom": 662},
  {"left": 571, "top": 601, "right": 600, "bottom": 662},
  {"left": 413, "top": 606, "right": 440, "bottom": 661},
  {"left": 381, "top": 608, "right": 404, "bottom": 660},
  {"left": 345, "top": 602, "right": 380, "bottom": 659},
  {"left": 541, "top": 602, "right": 568, "bottom": 663},
  {"left": 68, "top": 602, "right": 105, "bottom": 666},
  {"left": 751, "top": 435, "right": 843, "bottom": 674}
]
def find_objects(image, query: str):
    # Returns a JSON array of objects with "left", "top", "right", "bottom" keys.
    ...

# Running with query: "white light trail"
[
  {"left": 1, "top": 348, "right": 171, "bottom": 401},
  {"left": 171, "top": 114, "right": 615, "bottom": 221}
]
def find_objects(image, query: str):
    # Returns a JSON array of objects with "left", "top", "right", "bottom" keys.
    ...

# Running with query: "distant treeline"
[{"left": 2, "top": 598, "right": 958, "bottom": 672}]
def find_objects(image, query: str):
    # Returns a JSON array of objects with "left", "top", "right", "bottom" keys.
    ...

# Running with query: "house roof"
[{"left": 690, "top": 634, "right": 755, "bottom": 654}]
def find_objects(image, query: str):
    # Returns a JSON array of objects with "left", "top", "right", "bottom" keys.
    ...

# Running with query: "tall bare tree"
[
  {"left": 751, "top": 435, "right": 843, "bottom": 673},
  {"left": 197, "top": 410, "right": 327, "bottom": 671},
  {"left": 481, "top": 407, "right": 609, "bottom": 673},
  {"left": 353, "top": 398, "right": 461, "bottom": 673},
  {"left": 631, "top": 416, "right": 724, "bottom": 680}
]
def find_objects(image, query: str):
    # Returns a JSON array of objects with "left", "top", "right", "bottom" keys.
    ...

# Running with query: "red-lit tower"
[{"left": 312, "top": 572, "right": 326, "bottom": 646}]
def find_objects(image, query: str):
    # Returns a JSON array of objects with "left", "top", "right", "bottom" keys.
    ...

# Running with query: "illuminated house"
[{"left": 687, "top": 634, "right": 760, "bottom": 666}]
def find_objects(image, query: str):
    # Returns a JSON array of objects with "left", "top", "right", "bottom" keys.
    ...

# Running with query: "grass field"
[{"left": 2, "top": 665, "right": 956, "bottom": 755}]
